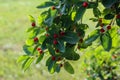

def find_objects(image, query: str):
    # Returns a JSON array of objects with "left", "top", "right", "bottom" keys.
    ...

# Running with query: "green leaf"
[
  {"left": 75, "top": 7, "right": 86, "bottom": 21},
  {"left": 88, "top": 2, "right": 98, "bottom": 8},
  {"left": 47, "top": 44, "right": 55, "bottom": 55},
  {"left": 37, "top": 2, "right": 55, "bottom": 9},
  {"left": 55, "top": 40, "right": 65, "bottom": 53},
  {"left": 93, "top": 8, "right": 101, "bottom": 17},
  {"left": 28, "top": 28, "right": 40, "bottom": 38},
  {"left": 36, "top": 53, "right": 44, "bottom": 64},
  {"left": 39, "top": 35, "right": 46, "bottom": 44},
  {"left": 28, "top": 15, "right": 35, "bottom": 22},
  {"left": 100, "top": 33, "right": 112, "bottom": 51},
  {"left": 17, "top": 55, "right": 29, "bottom": 63},
  {"left": 64, "top": 62, "right": 74, "bottom": 74},
  {"left": 26, "top": 27, "right": 34, "bottom": 32},
  {"left": 116, "top": 19, "right": 120, "bottom": 26},
  {"left": 46, "top": 57, "right": 52, "bottom": 66},
  {"left": 104, "top": 14, "right": 114, "bottom": 20},
  {"left": 61, "top": 31, "right": 79, "bottom": 44},
  {"left": 22, "top": 57, "right": 34, "bottom": 71},
  {"left": 102, "top": 0, "right": 117, "bottom": 8},
  {"left": 48, "top": 60, "right": 56, "bottom": 74},
  {"left": 25, "top": 39, "right": 34, "bottom": 46},
  {"left": 23, "top": 45, "right": 33, "bottom": 55},
  {"left": 84, "top": 29, "right": 100, "bottom": 44},
  {"left": 45, "top": 9, "right": 57, "bottom": 26},
  {"left": 63, "top": 47, "right": 80, "bottom": 60},
  {"left": 56, "top": 64, "right": 61, "bottom": 73}
]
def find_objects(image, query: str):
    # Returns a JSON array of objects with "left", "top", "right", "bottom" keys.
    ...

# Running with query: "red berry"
[
  {"left": 77, "top": 46, "right": 80, "bottom": 49},
  {"left": 46, "top": 34, "right": 49, "bottom": 37},
  {"left": 56, "top": 49, "right": 59, "bottom": 53},
  {"left": 116, "top": 14, "right": 120, "bottom": 19},
  {"left": 39, "top": 50, "right": 43, "bottom": 54},
  {"left": 32, "top": 22, "right": 36, "bottom": 27},
  {"left": 52, "top": 56, "right": 56, "bottom": 61},
  {"left": 79, "top": 38, "right": 83, "bottom": 43},
  {"left": 99, "top": 18, "right": 102, "bottom": 23},
  {"left": 82, "top": 2, "right": 88, "bottom": 8},
  {"left": 53, "top": 40, "right": 58, "bottom": 45},
  {"left": 100, "top": 28, "right": 105, "bottom": 33},
  {"left": 53, "top": 34, "right": 58, "bottom": 38},
  {"left": 37, "top": 48, "right": 41, "bottom": 51},
  {"left": 60, "top": 31, "right": 65, "bottom": 36},
  {"left": 57, "top": 57, "right": 62, "bottom": 61},
  {"left": 107, "top": 25, "right": 111, "bottom": 30},
  {"left": 45, "top": 27, "right": 49, "bottom": 31},
  {"left": 34, "top": 37, "right": 38, "bottom": 42},
  {"left": 51, "top": 6, "right": 56, "bottom": 10}
]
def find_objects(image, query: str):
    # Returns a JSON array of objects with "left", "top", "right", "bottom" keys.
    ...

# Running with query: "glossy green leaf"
[
  {"left": 46, "top": 57, "right": 52, "bottom": 66},
  {"left": 56, "top": 64, "right": 61, "bottom": 73},
  {"left": 104, "top": 14, "right": 114, "bottom": 20},
  {"left": 45, "top": 9, "right": 57, "bottom": 26},
  {"left": 47, "top": 44, "right": 55, "bottom": 55},
  {"left": 23, "top": 45, "right": 33, "bottom": 55},
  {"left": 39, "top": 35, "right": 46, "bottom": 44},
  {"left": 36, "top": 53, "right": 44, "bottom": 64},
  {"left": 93, "top": 8, "right": 101, "bottom": 17},
  {"left": 64, "top": 62, "right": 74, "bottom": 74},
  {"left": 28, "top": 15, "right": 35, "bottom": 22},
  {"left": 17, "top": 55, "right": 29, "bottom": 63},
  {"left": 61, "top": 31, "right": 79, "bottom": 44},
  {"left": 116, "top": 19, "right": 120, "bottom": 26},
  {"left": 100, "top": 33, "right": 112, "bottom": 51},
  {"left": 84, "top": 29, "right": 100, "bottom": 44},
  {"left": 28, "top": 28, "right": 40, "bottom": 38},
  {"left": 75, "top": 7, "right": 86, "bottom": 21},
  {"left": 25, "top": 39, "right": 34, "bottom": 46},
  {"left": 22, "top": 57, "right": 34, "bottom": 71},
  {"left": 63, "top": 47, "right": 80, "bottom": 60},
  {"left": 48, "top": 60, "right": 56, "bottom": 74},
  {"left": 55, "top": 40, "right": 65, "bottom": 53},
  {"left": 102, "top": 0, "right": 117, "bottom": 8},
  {"left": 37, "top": 2, "right": 55, "bottom": 9}
]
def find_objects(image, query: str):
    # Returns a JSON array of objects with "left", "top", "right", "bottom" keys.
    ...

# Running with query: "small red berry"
[
  {"left": 32, "top": 22, "right": 36, "bottom": 27},
  {"left": 100, "top": 23, "right": 104, "bottom": 27},
  {"left": 99, "top": 18, "right": 102, "bottom": 23},
  {"left": 57, "top": 57, "right": 62, "bottom": 61},
  {"left": 79, "top": 38, "right": 83, "bottom": 43},
  {"left": 53, "top": 34, "right": 58, "bottom": 38},
  {"left": 107, "top": 25, "right": 111, "bottom": 30},
  {"left": 100, "top": 28, "right": 105, "bottom": 33},
  {"left": 116, "top": 14, "right": 120, "bottom": 19},
  {"left": 46, "top": 34, "right": 49, "bottom": 37},
  {"left": 53, "top": 40, "right": 58, "bottom": 45},
  {"left": 56, "top": 49, "right": 59, "bottom": 53},
  {"left": 60, "top": 31, "right": 65, "bottom": 36},
  {"left": 39, "top": 50, "right": 43, "bottom": 54},
  {"left": 77, "top": 46, "right": 80, "bottom": 49},
  {"left": 82, "top": 2, "right": 88, "bottom": 8},
  {"left": 60, "top": 64, "right": 63, "bottom": 67},
  {"left": 34, "top": 37, "right": 38, "bottom": 42},
  {"left": 45, "top": 27, "right": 49, "bottom": 31},
  {"left": 52, "top": 56, "right": 56, "bottom": 61},
  {"left": 51, "top": 6, "right": 56, "bottom": 10},
  {"left": 37, "top": 48, "right": 41, "bottom": 51}
]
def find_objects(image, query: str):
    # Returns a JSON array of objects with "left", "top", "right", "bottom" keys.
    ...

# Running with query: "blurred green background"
[{"left": 0, "top": 0, "right": 87, "bottom": 80}]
